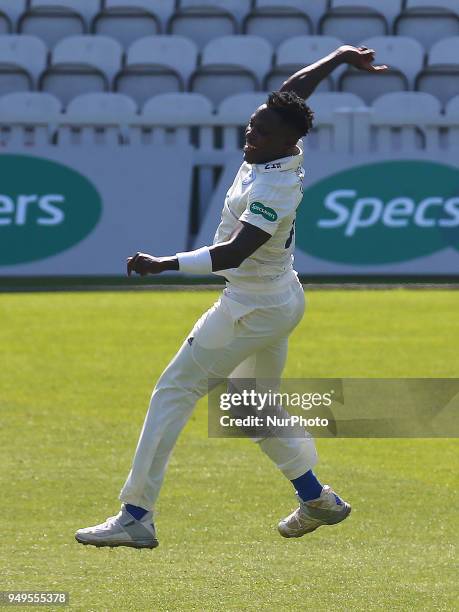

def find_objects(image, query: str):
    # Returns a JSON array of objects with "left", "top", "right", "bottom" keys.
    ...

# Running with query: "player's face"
[{"left": 243, "top": 105, "right": 298, "bottom": 164}]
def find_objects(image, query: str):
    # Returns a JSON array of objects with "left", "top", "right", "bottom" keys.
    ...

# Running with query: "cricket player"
[{"left": 76, "top": 45, "right": 387, "bottom": 548}]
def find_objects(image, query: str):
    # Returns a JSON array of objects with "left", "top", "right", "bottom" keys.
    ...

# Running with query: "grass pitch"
[{"left": 1, "top": 289, "right": 458, "bottom": 611}]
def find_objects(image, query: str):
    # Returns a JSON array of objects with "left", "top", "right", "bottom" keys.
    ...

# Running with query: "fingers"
[{"left": 126, "top": 252, "right": 140, "bottom": 277}]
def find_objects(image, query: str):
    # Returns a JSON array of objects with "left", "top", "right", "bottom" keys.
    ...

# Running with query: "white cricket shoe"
[
  {"left": 75, "top": 505, "right": 159, "bottom": 549},
  {"left": 278, "top": 485, "right": 351, "bottom": 538}
]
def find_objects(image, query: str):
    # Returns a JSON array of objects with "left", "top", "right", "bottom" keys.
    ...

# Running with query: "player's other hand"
[
  {"left": 127, "top": 252, "right": 163, "bottom": 276},
  {"left": 338, "top": 45, "right": 389, "bottom": 72}
]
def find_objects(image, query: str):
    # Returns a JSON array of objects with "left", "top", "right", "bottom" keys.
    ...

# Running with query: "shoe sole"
[
  {"left": 278, "top": 503, "right": 352, "bottom": 538},
  {"left": 75, "top": 534, "right": 159, "bottom": 549}
]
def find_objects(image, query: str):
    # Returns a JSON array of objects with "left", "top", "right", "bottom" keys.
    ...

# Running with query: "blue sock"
[
  {"left": 291, "top": 470, "right": 323, "bottom": 502},
  {"left": 125, "top": 503, "right": 148, "bottom": 520}
]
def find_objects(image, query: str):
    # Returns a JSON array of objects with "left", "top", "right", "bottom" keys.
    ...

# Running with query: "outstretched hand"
[
  {"left": 339, "top": 45, "right": 389, "bottom": 72},
  {"left": 127, "top": 252, "right": 163, "bottom": 276}
]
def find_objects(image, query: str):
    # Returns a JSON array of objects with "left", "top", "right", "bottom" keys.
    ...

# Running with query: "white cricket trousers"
[{"left": 119, "top": 276, "right": 317, "bottom": 511}]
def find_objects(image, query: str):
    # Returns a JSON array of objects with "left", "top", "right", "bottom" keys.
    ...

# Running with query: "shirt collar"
[{"left": 250, "top": 141, "right": 302, "bottom": 173}]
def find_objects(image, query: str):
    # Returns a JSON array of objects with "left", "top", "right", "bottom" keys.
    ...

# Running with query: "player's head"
[{"left": 243, "top": 91, "right": 314, "bottom": 164}]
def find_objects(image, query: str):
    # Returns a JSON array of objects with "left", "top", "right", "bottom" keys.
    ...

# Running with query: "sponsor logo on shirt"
[
  {"left": 264, "top": 162, "right": 282, "bottom": 170},
  {"left": 250, "top": 202, "right": 278, "bottom": 222}
]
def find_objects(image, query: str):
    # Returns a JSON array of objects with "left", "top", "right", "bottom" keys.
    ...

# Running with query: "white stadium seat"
[
  {"left": 128, "top": 92, "right": 214, "bottom": 148},
  {"left": 179, "top": 0, "right": 252, "bottom": 25},
  {"left": 19, "top": 4, "right": 86, "bottom": 48},
  {"left": 243, "top": 6, "right": 312, "bottom": 48},
  {"left": 217, "top": 91, "right": 270, "bottom": 123},
  {"left": 115, "top": 36, "right": 194, "bottom": 106},
  {"left": 127, "top": 35, "right": 198, "bottom": 83},
  {"left": 0, "top": 0, "right": 27, "bottom": 29},
  {"left": 428, "top": 36, "right": 459, "bottom": 65},
  {"left": 306, "top": 92, "right": 366, "bottom": 153},
  {"left": 405, "top": 0, "right": 459, "bottom": 16},
  {"left": 142, "top": 92, "right": 213, "bottom": 122},
  {"left": 307, "top": 91, "right": 365, "bottom": 118},
  {"left": 320, "top": 0, "right": 390, "bottom": 44},
  {"left": 202, "top": 35, "right": 272, "bottom": 83},
  {"left": 40, "top": 36, "right": 123, "bottom": 107},
  {"left": 0, "top": 91, "right": 62, "bottom": 145},
  {"left": 395, "top": 1, "right": 459, "bottom": 50},
  {"left": 339, "top": 36, "right": 425, "bottom": 104},
  {"left": 330, "top": 0, "right": 402, "bottom": 28},
  {"left": 29, "top": 0, "right": 100, "bottom": 27},
  {"left": 60, "top": 92, "right": 137, "bottom": 145},
  {"left": 104, "top": 0, "right": 175, "bottom": 30},
  {"left": 66, "top": 92, "right": 137, "bottom": 118},
  {"left": 52, "top": 35, "right": 122, "bottom": 82},
  {"left": 0, "top": 34, "right": 47, "bottom": 83},
  {"left": 254, "top": 0, "right": 329, "bottom": 32},
  {"left": 372, "top": 91, "right": 442, "bottom": 117},
  {"left": 265, "top": 35, "right": 342, "bottom": 91},
  {"left": 416, "top": 36, "right": 459, "bottom": 106},
  {"left": 92, "top": 5, "right": 160, "bottom": 49},
  {"left": 0, "top": 91, "right": 61, "bottom": 118},
  {"left": 371, "top": 91, "right": 442, "bottom": 152},
  {"left": 190, "top": 35, "right": 272, "bottom": 106},
  {"left": 446, "top": 94, "right": 459, "bottom": 116},
  {"left": 168, "top": 7, "right": 237, "bottom": 49}
]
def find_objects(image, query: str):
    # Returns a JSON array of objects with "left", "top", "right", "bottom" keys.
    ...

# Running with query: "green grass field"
[{"left": 1, "top": 289, "right": 458, "bottom": 611}]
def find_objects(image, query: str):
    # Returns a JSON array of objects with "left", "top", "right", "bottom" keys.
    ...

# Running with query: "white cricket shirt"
[{"left": 213, "top": 141, "right": 305, "bottom": 291}]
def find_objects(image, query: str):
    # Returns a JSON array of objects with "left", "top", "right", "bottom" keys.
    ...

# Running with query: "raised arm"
[{"left": 279, "top": 45, "right": 388, "bottom": 100}]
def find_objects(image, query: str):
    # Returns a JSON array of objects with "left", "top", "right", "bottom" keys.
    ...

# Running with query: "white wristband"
[{"left": 176, "top": 246, "right": 213, "bottom": 274}]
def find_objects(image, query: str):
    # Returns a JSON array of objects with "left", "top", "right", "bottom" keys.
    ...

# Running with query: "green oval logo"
[
  {"left": 250, "top": 202, "right": 278, "bottom": 222},
  {"left": 296, "top": 161, "right": 459, "bottom": 264},
  {"left": 0, "top": 154, "right": 102, "bottom": 265}
]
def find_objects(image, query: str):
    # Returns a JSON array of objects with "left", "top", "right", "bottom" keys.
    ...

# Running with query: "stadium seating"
[
  {"left": 370, "top": 91, "right": 442, "bottom": 152},
  {"left": 0, "top": 35, "right": 47, "bottom": 96},
  {"left": 29, "top": 0, "right": 100, "bottom": 28},
  {"left": 330, "top": 0, "right": 402, "bottom": 28},
  {"left": 190, "top": 35, "right": 273, "bottom": 106},
  {"left": 179, "top": 0, "right": 252, "bottom": 25},
  {"left": 306, "top": 92, "right": 366, "bottom": 152},
  {"left": 395, "top": 0, "right": 459, "bottom": 50},
  {"left": 59, "top": 92, "right": 137, "bottom": 145},
  {"left": 416, "top": 36, "right": 459, "bottom": 106},
  {"left": 168, "top": 6, "right": 237, "bottom": 49},
  {"left": 320, "top": 0, "right": 392, "bottom": 44},
  {"left": 446, "top": 94, "right": 459, "bottom": 116},
  {"left": 104, "top": 0, "right": 175, "bottom": 31},
  {"left": 128, "top": 92, "right": 214, "bottom": 147},
  {"left": 18, "top": 4, "right": 86, "bottom": 49},
  {"left": 126, "top": 35, "right": 197, "bottom": 82},
  {"left": 92, "top": 5, "right": 160, "bottom": 49},
  {"left": 266, "top": 35, "right": 343, "bottom": 92},
  {"left": 40, "top": 36, "right": 123, "bottom": 107},
  {"left": 114, "top": 35, "right": 197, "bottom": 106},
  {"left": 0, "top": 0, "right": 27, "bottom": 30},
  {"left": 0, "top": 11, "right": 10, "bottom": 34},
  {"left": 243, "top": 6, "right": 312, "bottom": 49},
  {"left": 253, "top": 0, "right": 329, "bottom": 32},
  {"left": 339, "top": 36, "right": 425, "bottom": 104},
  {"left": 0, "top": 91, "right": 61, "bottom": 145}
]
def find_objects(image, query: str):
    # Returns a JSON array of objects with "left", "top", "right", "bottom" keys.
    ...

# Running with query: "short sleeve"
[{"left": 239, "top": 181, "right": 299, "bottom": 236}]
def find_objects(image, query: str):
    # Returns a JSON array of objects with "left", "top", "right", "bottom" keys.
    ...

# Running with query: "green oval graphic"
[
  {"left": 250, "top": 202, "right": 278, "bottom": 222},
  {"left": 0, "top": 154, "right": 102, "bottom": 265},
  {"left": 296, "top": 161, "right": 459, "bottom": 265}
]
